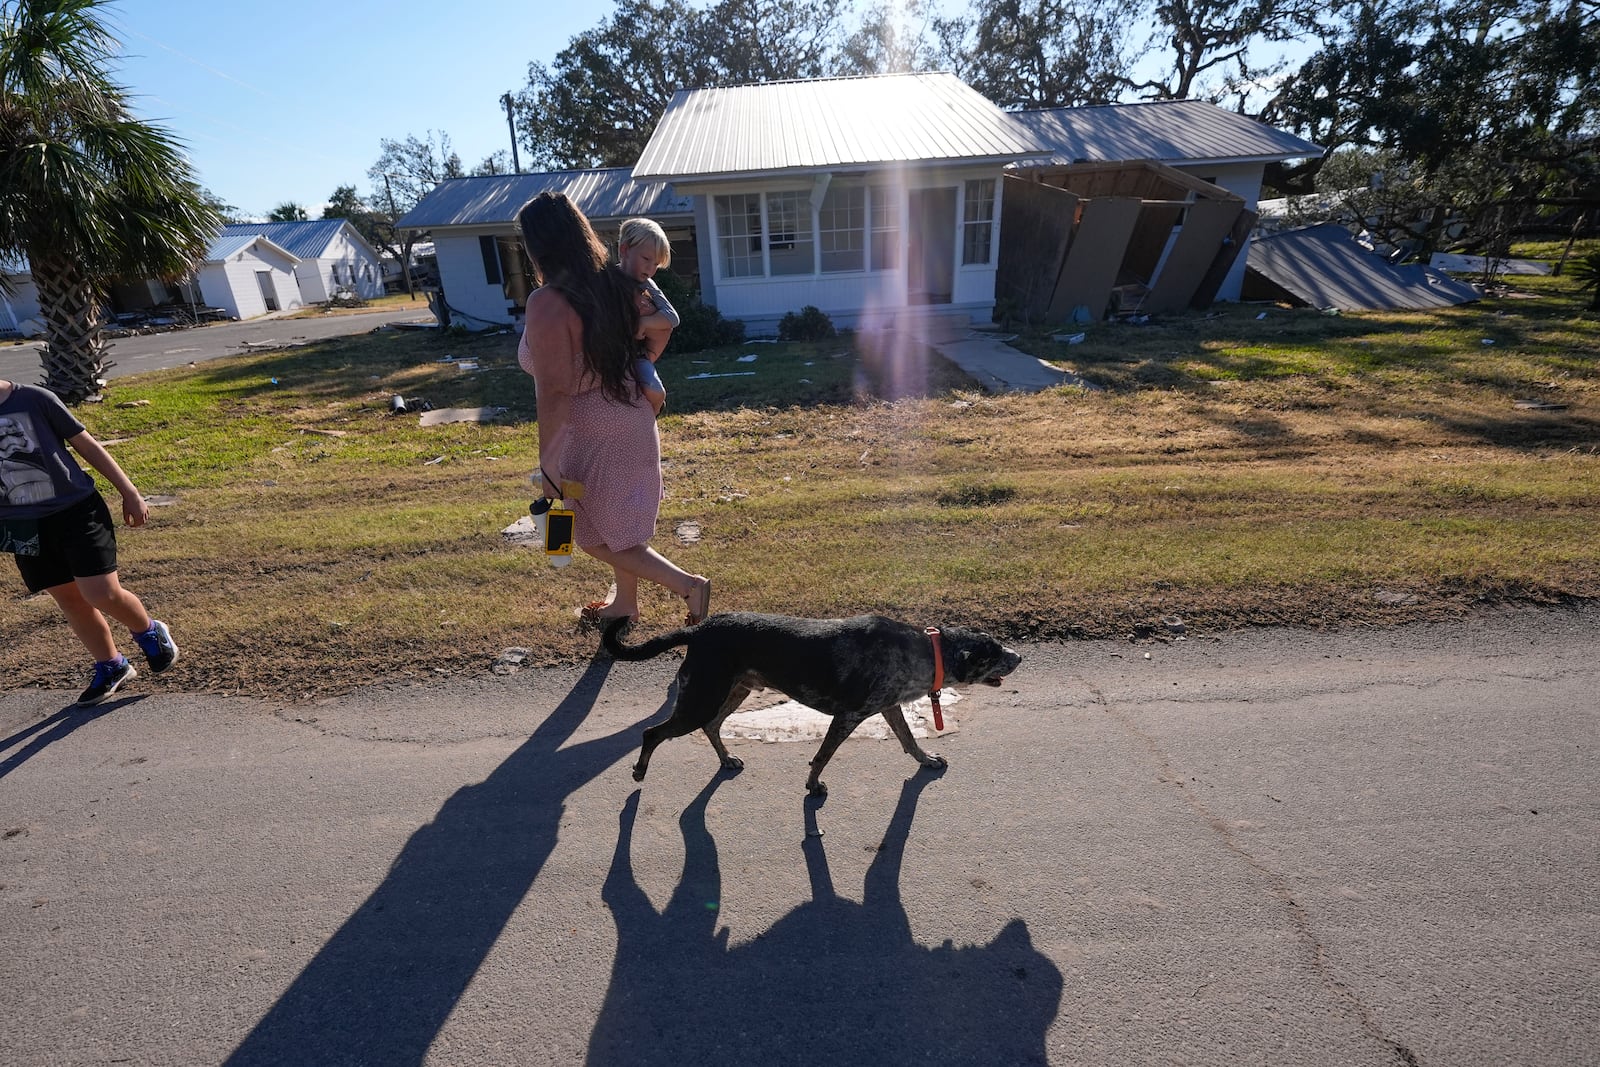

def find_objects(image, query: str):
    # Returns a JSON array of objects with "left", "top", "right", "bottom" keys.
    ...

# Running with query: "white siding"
[
  {"left": 433, "top": 231, "right": 520, "bottom": 327},
  {"left": 689, "top": 163, "right": 1007, "bottom": 331},
  {"left": 294, "top": 261, "right": 332, "bottom": 304},
  {"left": 313, "top": 230, "right": 386, "bottom": 300}
]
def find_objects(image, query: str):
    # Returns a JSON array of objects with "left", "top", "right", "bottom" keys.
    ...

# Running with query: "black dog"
[{"left": 602, "top": 612, "right": 1022, "bottom": 795}]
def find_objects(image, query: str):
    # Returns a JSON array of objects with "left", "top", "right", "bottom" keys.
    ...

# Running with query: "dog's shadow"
[{"left": 589, "top": 773, "right": 1063, "bottom": 1065}]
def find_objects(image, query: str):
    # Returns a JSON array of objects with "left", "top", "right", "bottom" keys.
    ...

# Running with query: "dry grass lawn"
[{"left": 2, "top": 264, "right": 1595, "bottom": 700}]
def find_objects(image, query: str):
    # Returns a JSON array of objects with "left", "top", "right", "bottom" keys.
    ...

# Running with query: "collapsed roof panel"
[{"left": 1245, "top": 224, "right": 1480, "bottom": 310}]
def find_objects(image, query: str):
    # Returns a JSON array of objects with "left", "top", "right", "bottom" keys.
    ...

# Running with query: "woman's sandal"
[{"left": 683, "top": 577, "right": 712, "bottom": 626}]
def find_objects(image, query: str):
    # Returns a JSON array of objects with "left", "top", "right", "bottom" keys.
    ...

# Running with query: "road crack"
[{"left": 1083, "top": 678, "right": 1422, "bottom": 1067}]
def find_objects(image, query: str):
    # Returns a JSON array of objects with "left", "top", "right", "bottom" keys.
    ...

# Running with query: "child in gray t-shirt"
[{"left": 0, "top": 379, "right": 180, "bottom": 705}]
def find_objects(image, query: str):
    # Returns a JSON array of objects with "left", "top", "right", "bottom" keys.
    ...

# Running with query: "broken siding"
[{"left": 431, "top": 230, "right": 519, "bottom": 328}]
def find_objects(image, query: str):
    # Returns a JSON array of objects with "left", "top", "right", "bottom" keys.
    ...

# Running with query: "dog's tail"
[{"left": 601, "top": 617, "right": 694, "bottom": 661}]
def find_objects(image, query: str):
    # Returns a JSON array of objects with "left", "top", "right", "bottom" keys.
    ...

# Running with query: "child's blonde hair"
[{"left": 618, "top": 217, "right": 672, "bottom": 268}]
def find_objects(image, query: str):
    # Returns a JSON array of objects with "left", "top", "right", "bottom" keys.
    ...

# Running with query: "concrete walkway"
[{"left": 901, "top": 319, "right": 1089, "bottom": 393}]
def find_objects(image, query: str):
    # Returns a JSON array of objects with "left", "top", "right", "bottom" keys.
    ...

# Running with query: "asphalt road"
[
  {"left": 2, "top": 605, "right": 1597, "bottom": 1066},
  {"left": 0, "top": 303, "right": 436, "bottom": 386}
]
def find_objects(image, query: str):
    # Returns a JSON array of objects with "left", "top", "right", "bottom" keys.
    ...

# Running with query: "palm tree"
[{"left": 0, "top": 0, "right": 222, "bottom": 403}]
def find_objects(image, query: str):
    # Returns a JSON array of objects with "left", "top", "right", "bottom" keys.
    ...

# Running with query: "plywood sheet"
[
  {"left": 1047, "top": 197, "right": 1143, "bottom": 321},
  {"left": 997, "top": 176, "right": 1080, "bottom": 320},
  {"left": 1145, "top": 199, "right": 1243, "bottom": 313}
]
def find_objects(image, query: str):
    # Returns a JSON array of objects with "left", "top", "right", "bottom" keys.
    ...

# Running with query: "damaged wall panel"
[
  {"left": 998, "top": 162, "right": 1248, "bottom": 323},
  {"left": 994, "top": 179, "right": 1080, "bottom": 321}
]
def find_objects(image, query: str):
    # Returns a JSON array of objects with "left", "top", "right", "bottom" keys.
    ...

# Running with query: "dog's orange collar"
[{"left": 925, "top": 627, "right": 945, "bottom": 731}]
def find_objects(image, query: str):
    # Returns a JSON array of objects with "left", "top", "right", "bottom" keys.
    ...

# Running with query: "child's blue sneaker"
[
  {"left": 133, "top": 619, "right": 179, "bottom": 674},
  {"left": 77, "top": 658, "right": 136, "bottom": 707}
]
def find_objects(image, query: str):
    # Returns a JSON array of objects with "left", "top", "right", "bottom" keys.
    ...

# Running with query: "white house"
[
  {"left": 1009, "top": 100, "right": 1323, "bottom": 301},
  {"left": 401, "top": 76, "right": 1322, "bottom": 334},
  {"left": 396, "top": 169, "right": 694, "bottom": 329},
  {"left": 228, "top": 220, "right": 386, "bottom": 303},
  {"left": 192, "top": 233, "right": 303, "bottom": 320},
  {"left": 631, "top": 72, "right": 1052, "bottom": 333}
]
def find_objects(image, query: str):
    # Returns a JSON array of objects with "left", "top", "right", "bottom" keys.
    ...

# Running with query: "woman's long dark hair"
[{"left": 516, "top": 192, "right": 640, "bottom": 405}]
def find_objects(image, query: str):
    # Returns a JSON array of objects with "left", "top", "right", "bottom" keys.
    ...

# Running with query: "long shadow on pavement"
[
  {"left": 0, "top": 696, "right": 143, "bottom": 780},
  {"left": 226, "top": 653, "right": 651, "bottom": 1066},
  {"left": 590, "top": 770, "right": 1064, "bottom": 1065}
]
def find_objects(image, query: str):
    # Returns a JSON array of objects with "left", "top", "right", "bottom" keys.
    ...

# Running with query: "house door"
[
  {"left": 907, "top": 187, "right": 957, "bottom": 305},
  {"left": 255, "top": 271, "right": 279, "bottom": 312}
]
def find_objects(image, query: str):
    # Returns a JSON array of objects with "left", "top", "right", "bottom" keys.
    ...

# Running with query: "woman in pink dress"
[{"left": 516, "top": 192, "right": 711, "bottom": 626}]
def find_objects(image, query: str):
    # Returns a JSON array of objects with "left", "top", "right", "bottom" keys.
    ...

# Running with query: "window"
[
  {"left": 714, "top": 194, "right": 763, "bottom": 278},
  {"left": 766, "top": 190, "right": 813, "bottom": 275},
  {"left": 962, "top": 179, "right": 996, "bottom": 265},
  {"left": 479, "top": 235, "right": 502, "bottom": 285},
  {"left": 818, "top": 184, "right": 865, "bottom": 273},
  {"left": 330, "top": 263, "right": 342, "bottom": 286},
  {"left": 869, "top": 185, "right": 899, "bottom": 271}
]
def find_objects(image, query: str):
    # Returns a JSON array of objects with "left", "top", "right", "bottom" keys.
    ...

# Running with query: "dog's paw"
[
  {"left": 920, "top": 753, "right": 948, "bottom": 769},
  {"left": 631, "top": 766, "right": 647, "bottom": 783},
  {"left": 720, "top": 755, "right": 745, "bottom": 772},
  {"left": 806, "top": 779, "right": 828, "bottom": 797}
]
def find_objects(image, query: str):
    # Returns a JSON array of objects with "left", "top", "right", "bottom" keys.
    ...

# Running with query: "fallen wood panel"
[
  {"left": 1047, "top": 197, "right": 1142, "bottom": 321},
  {"left": 1145, "top": 199, "right": 1243, "bottom": 313},
  {"left": 997, "top": 176, "right": 1080, "bottom": 320}
]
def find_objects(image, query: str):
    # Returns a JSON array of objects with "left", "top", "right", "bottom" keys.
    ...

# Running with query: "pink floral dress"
[{"left": 520, "top": 309, "right": 662, "bottom": 553}]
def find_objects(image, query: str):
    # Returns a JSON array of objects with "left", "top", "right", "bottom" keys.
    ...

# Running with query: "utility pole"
[{"left": 501, "top": 92, "right": 522, "bottom": 174}]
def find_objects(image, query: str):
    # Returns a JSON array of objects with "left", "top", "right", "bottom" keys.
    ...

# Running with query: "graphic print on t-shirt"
[{"left": 0, "top": 413, "right": 58, "bottom": 507}]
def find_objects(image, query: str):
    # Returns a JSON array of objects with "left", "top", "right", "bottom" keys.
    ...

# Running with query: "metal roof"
[
  {"left": 220, "top": 220, "right": 361, "bottom": 260},
  {"left": 1246, "top": 224, "right": 1480, "bottom": 311},
  {"left": 204, "top": 233, "right": 301, "bottom": 264},
  {"left": 1012, "top": 100, "right": 1322, "bottom": 167},
  {"left": 632, "top": 72, "right": 1052, "bottom": 182},
  {"left": 396, "top": 169, "right": 693, "bottom": 231}
]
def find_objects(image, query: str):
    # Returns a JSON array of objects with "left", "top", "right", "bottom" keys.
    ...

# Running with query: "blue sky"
[
  {"left": 106, "top": 0, "right": 613, "bottom": 218},
  {"left": 103, "top": 1, "right": 1303, "bottom": 221}
]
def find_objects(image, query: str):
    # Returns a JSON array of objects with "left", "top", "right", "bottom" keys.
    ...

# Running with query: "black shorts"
[{"left": 12, "top": 492, "right": 119, "bottom": 594}]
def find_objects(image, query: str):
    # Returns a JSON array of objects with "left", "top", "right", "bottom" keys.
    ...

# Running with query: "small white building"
[
  {"left": 397, "top": 170, "right": 695, "bottom": 330},
  {"left": 229, "top": 220, "right": 386, "bottom": 303},
  {"left": 632, "top": 72, "right": 1052, "bottom": 334},
  {"left": 192, "top": 233, "right": 303, "bottom": 320}
]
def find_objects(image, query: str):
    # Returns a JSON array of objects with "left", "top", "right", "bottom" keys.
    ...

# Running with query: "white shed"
[{"left": 196, "top": 234, "right": 303, "bottom": 320}]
